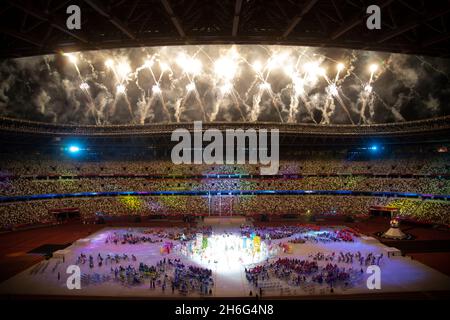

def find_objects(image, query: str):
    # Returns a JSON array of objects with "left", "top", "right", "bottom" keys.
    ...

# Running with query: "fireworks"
[
  {"left": 186, "top": 82, "right": 196, "bottom": 91},
  {"left": 252, "top": 61, "right": 263, "bottom": 72},
  {"left": 116, "top": 84, "right": 126, "bottom": 94},
  {"left": 259, "top": 82, "right": 271, "bottom": 91},
  {"left": 214, "top": 57, "right": 237, "bottom": 80},
  {"left": 176, "top": 53, "right": 202, "bottom": 75},
  {"left": 117, "top": 62, "right": 131, "bottom": 79},
  {"left": 51, "top": 45, "right": 407, "bottom": 125},
  {"left": 159, "top": 62, "right": 170, "bottom": 72},
  {"left": 144, "top": 59, "right": 154, "bottom": 68},
  {"left": 64, "top": 53, "right": 77, "bottom": 64},
  {"left": 220, "top": 83, "right": 232, "bottom": 95},
  {"left": 105, "top": 59, "right": 114, "bottom": 68},
  {"left": 152, "top": 84, "right": 161, "bottom": 94},
  {"left": 328, "top": 84, "right": 338, "bottom": 96},
  {"left": 369, "top": 63, "right": 379, "bottom": 73}
]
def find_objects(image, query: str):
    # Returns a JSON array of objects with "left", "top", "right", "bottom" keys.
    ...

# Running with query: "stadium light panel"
[{"left": 68, "top": 145, "right": 80, "bottom": 153}]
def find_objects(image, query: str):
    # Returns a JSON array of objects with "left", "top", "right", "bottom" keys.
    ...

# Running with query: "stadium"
[{"left": 0, "top": 0, "right": 449, "bottom": 301}]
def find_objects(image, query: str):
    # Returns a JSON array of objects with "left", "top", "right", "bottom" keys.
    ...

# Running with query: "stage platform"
[{"left": 1, "top": 225, "right": 449, "bottom": 298}]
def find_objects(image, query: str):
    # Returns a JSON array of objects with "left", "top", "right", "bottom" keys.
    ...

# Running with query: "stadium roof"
[{"left": 1, "top": 0, "right": 450, "bottom": 59}]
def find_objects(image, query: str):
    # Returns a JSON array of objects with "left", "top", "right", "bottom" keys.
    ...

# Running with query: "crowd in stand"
[
  {"left": 1, "top": 194, "right": 449, "bottom": 229},
  {"left": 1, "top": 175, "right": 449, "bottom": 197},
  {"left": 1, "top": 155, "right": 448, "bottom": 177},
  {"left": 0, "top": 156, "right": 449, "bottom": 229}
]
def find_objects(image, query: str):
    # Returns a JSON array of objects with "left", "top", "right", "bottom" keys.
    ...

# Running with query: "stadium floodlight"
[
  {"left": 369, "top": 63, "right": 379, "bottom": 73},
  {"left": 68, "top": 145, "right": 80, "bottom": 153},
  {"left": 370, "top": 145, "right": 378, "bottom": 151}
]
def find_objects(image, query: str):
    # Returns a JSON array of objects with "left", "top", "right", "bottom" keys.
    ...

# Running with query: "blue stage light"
[
  {"left": 68, "top": 145, "right": 80, "bottom": 153},
  {"left": 370, "top": 145, "right": 378, "bottom": 151}
]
